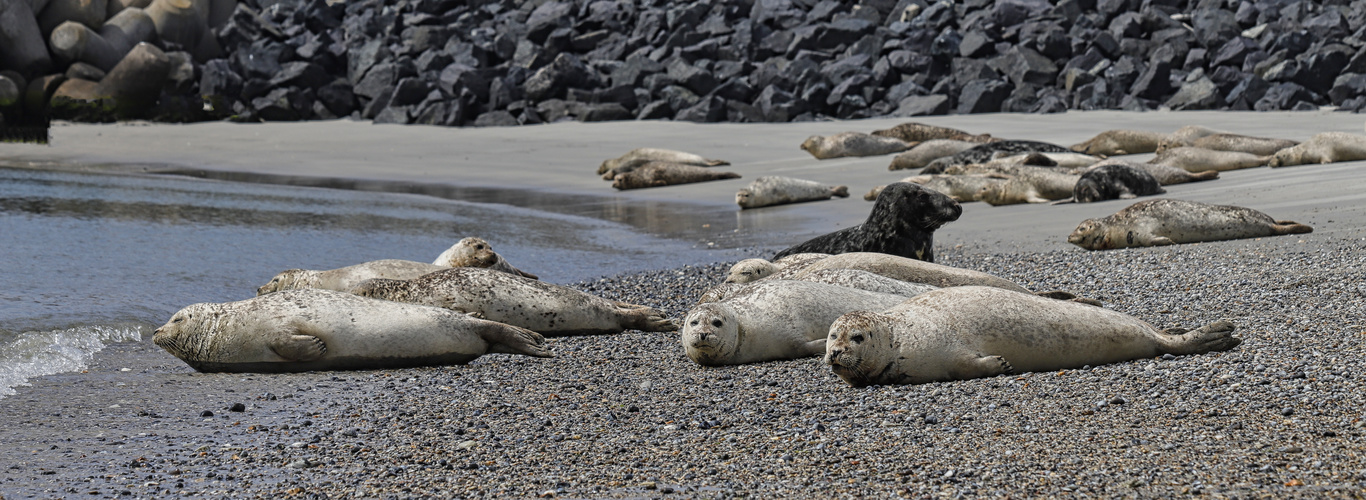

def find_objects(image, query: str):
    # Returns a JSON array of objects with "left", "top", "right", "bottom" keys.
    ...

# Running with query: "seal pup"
[
  {"left": 1082, "top": 158, "right": 1218, "bottom": 185},
  {"left": 611, "top": 162, "right": 741, "bottom": 190},
  {"left": 598, "top": 148, "right": 728, "bottom": 175},
  {"left": 1269, "top": 132, "right": 1366, "bottom": 167},
  {"left": 870, "top": 122, "right": 994, "bottom": 144},
  {"left": 801, "top": 132, "right": 912, "bottom": 159},
  {"left": 682, "top": 281, "right": 910, "bottom": 366},
  {"left": 257, "top": 259, "right": 447, "bottom": 296},
  {"left": 351, "top": 267, "right": 676, "bottom": 335},
  {"left": 736, "top": 176, "right": 849, "bottom": 209},
  {"left": 153, "top": 289, "right": 553, "bottom": 373},
  {"left": 1157, "top": 133, "right": 1298, "bottom": 156},
  {"left": 824, "top": 286, "right": 1241, "bottom": 386},
  {"left": 1147, "top": 147, "right": 1268, "bottom": 172},
  {"left": 1070, "top": 129, "right": 1167, "bottom": 156},
  {"left": 866, "top": 174, "right": 1011, "bottom": 202},
  {"left": 432, "top": 237, "right": 538, "bottom": 279},
  {"left": 1064, "top": 163, "right": 1165, "bottom": 203},
  {"left": 887, "top": 139, "right": 981, "bottom": 170},
  {"left": 1068, "top": 199, "right": 1313, "bottom": 250},
  {"left": 699, "top": 269, "right": 939, "bottom": 304},
  {"left": 920, "top": 140, "right": 1072, "bottom": 173},
  {"left": 772, "top": 182, "right": 962, "bottom": 262}
]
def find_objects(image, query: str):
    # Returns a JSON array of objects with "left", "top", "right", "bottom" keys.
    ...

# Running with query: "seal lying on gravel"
[
  {"left": 735, "top": 176, "right": 849, "bottom": 209},
  {"left": 721, "top": 254, "right": 829, "bottom": 284},
  {"left": 257, "top": 259, "right": 447, "bottom": 295},
  {"left": 598, "top": 148, "right": 728, "bottom": 175},
  {"left": 1070, "top": 129, "right": 1167, "bottom": 156},
  {"left": 1065, "top": 163, "right": 1165, "bottom": 203},
  {"left": 154, "top": 289, "right": 553, "bottom": 373},
  {"left": 682, "top": 281, "right": 910, "bottom": 366},
  {"left": 1269, "top": 132, "right": 1366, "bottom": 167},
  {"left": 1157, "top": 133, "right": 1298, "bottom": 156},
  {"left": 1147, "top": 147, "right": 1268, "bottom": 172},
  {"left": 887, "top": 139, "right": 981, "bottom": 170},
  {"left": 433, "top": 237, "right": 538, "bottom": 279},
  {"left": 824, "top": 286, "right": 1241, "bottom": 386},
  {"left": 865, "top": 174, "right": 1010, "bottom": 202},
  {"left": 351, "top": 268, "right": 676, "bottom": 335},
  {"left": 1068, "top": 199, "right": 1313, "bottom": 250},
  {"left": 773, "top": 182, "right": 961, "bottom": 262},
  {"left": 1082, "top": 158, "right": 1218, "bottom": 185},
  {"left": 870, "top": 122, "right": 994, "bottom": 144},
  {"left": 611, "top": 162, "right": 741, "bottom": 190},
  {"left": 800, "top": 132, "right": 912, "bottom": 159},
  {"left": 699, "top": 268, "right": 939, "bottom": 304}
]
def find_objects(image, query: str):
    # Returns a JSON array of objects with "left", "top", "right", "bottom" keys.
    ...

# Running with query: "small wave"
[{"left": 0, "top": 325, "right": 144, "bottom": 398}]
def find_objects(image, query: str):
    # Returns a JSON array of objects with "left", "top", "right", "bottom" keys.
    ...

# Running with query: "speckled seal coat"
[
  {"left": 597, "top": 148, "right": 728, "bottom": 175},
  {"left": 736, "top": 176, "right": 849, "bottom": 209},
  {"left": 611, "top": 162, "right": 741, "bottom": 190},
  {"left": 350, "top": 267, "right": 676, "bottom": 335},
  {"left": 1270, "top": 132, "right": 1366, "bottom": 167},
  {"left": 1083, "top": 158, "right": 1219, "bottom": 185},
  {"left": 887, "top": 139, "right": 981, "bottom": 170},
  {"left": 257, "top": 259, "right": 448, "bottom": 296},
  {"left": 432, "top": 237, "right": 538, "bottom": 279},
  {"left": 1157, "top": 133, "right": 1298, "bottom": 156},
  {"left": 1070, "top": 129, "right": 1168, "bottom": 156},
  {"left": 681, "top": 281, "right": 910, "bottom": 366},
  {"left": 920, "top": 140, "right": 1072, "bottom": 173},
  {"left": 1071, "top": 163, "right": 1166, "bottom": 203},
  {"left": 870, "top": 122, "right": 994, "bottom": 144},
  {"left": 1068, "top": 199, "right": 1313, "bottom": 250},
  {"left": 772, "top": 182, "right": 962, "bottom": 262},
  {"left": 800, "top": 132, "right": 912, "bottom": 159},
  {"left": 699, "top": 268, "right": 939, "bottom": 304},
  {"left": 972, "top": 165, "right": 1080, "bottom": 205},
  {"left": 1147, "top": 147, "right": 1268, "bottom": 172},
  {"left": 153, "top": 289, "right": 552, "bottom": 373},
  {"left": 867, "top": 174, "right": 1009, "bottom": 202},
  {"left": 824, "top": 286, "right": 1241, "bottom": 386}
]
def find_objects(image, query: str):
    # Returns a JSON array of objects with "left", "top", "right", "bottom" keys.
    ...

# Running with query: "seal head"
[{"left": 824, "top": 311, "right": 898, "bottom": 388}]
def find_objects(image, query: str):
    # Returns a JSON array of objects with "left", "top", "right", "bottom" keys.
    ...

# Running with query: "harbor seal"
[
  {"left": 789, "top": 252, "right": 1099, "bottom": 304},
  {"left": 736, "top": 176, "right": 849, "bottom": 209},
  {"left": 920, "top": 140, "right": 1073, "bottom": 173},
  {"left": 870, "top": 122, "right": 995, "bottom": 143},
  {"left": 257, "top": 259, "right": 447, "bottom": 296},
  {"left": 153, "top": 289, "right": 553, "bottom": 373},
  {"left": 772, "top": 182, "right": 962, "bottom": 262},
  {"left": 1147, "top": 147, "right": 1268, "bottom": 172},
  {"left": 1067, "top": 163, "right": 1165, "bottom": 203},
  {"left": 1068, "top": 199, "right": 1313, "bottom": 250},
  {"left": 611, "top": 162, "right": 741, "bottom": 190},
  {"left": 975, "top": 166, "right": 1080, "bottom": 205},
  {"left": 1070, "top": 129, "right": 1167, "bottom": 156},
  {"left": 699, "top": 268, "right": 939, "bottom": 304},
  {"left": 824, "top": 286, "right": 1241, "bottom": 386},
  {"left": 1157, "top": 133, "right": 1298, "bottom": 156},
  {"left": 433, "top": 237, "right": 538, "bottom": 279},
  {"left": 866, "top": 174, "right": 1011, "bottom": 202},
  {"left": 721, "top": 254, "right": 830, "bottom": 284},
  {"left": 1269, "top": 132, "right": 1366, "bottom": 167},
  {"left": 1082, "top": 158, "right": 1218, "bottom": 185},
  {"left": 682, "top": 281, "right": 910, "bottom": 366},
  {"left": 801, "top": 132, "right": 912, "bottom": 159},
  {"left": 887, "top": 139, "right": 980, "bottom": 170},
  {"left": 598, "top": 148, "right": 728, "bottom": 175},
  {"left": 350, "top": 267, "right": 677, "bottom": 335}
]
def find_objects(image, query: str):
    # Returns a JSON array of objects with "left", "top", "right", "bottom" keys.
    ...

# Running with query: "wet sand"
[{"left": 2, "top": 111, "right": 1366, "bottom": 497}]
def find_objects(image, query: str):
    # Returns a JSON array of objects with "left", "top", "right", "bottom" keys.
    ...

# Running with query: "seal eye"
[
  {"left": 476, "top": 245, "right": 485, "bottom": 250},
  {"left": 851, "top": 334, "right": 865, "bottom": 343},
  {"left": 689, "top": 320, "right": 699, "bottom": 326},
  {"left": 711, "top": 319, "right": 723, "bottom": 328}
]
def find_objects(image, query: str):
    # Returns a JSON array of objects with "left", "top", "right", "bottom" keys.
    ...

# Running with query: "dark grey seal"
[
  {"left": 772, "top": 182, "right": 962, "bottom": 262},
  {"left": 921, "top": 140, "right": 1072, "bottom": 174},
  {"left": 1070, "top": 163, "right": 1166, "bottom": 203}
]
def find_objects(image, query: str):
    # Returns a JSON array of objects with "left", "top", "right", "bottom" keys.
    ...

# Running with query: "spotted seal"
[
  {"left": 887, "top": 139, "right": 981, "bottom": 171},
  {"left": 1082, "top": 158, "right": 1219, "bottom": 185},
  {"left": 351, "top": 267, "right": 676, "bottom": 335},
  {"left": 611, "top": 162, "right": 741, "bottom": 190},
  {"left": 257, "top": 259, "right": 447, "bottom": 296},
  {"left": 1269, "top": 132, "right": 1366, "bottom": 167},
  {"left": 698, "top": 268, "right": 940, "bottom": 304},
  {"left": 598, "top": 148, "right": 728, "bottom": 175},
  {"left": 801, "top": 132, "right": 912, "bottom": 159},
  {"left": 870, "top": 122, "right": 994, "bottom": 144},
  {"left": 920, "top": 140, "right": 1072, "bottom": 173},
  {"left": 1068, "top": 199, "right": 1313, "bottom": 250},
  {"left": 433, "top": 237, "right": 538, "bottom": 279},
  {"left": 1070, "top": 129, "right": 1168, "bottom": 156},
  {"left": 1156, "top": 133, "right": 1298, "bottom": 156},
  {"left": 736, "top": 176, "right": 849, "bottom": 209},
  {"left": 865, "top": 174, "right": 1011, "bottom": 202},
  {"left": 1147, "top": 147, "right": 1268, "bottom": 172},
  {"left": 772, "top": 182, "right": 962, "bottom": 262},
  {"left": 153, "top": 289, "right": 552, "bottom": 373},
  {"left": 825, "top": 286, "right": 1240, "bottom": 386},
  {"left": 681, "top": 281, "right": 910, "bottom": 366}
]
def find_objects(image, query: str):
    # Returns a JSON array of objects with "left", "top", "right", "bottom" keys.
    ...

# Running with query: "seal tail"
[
  {"left": 1190, "top": 170, "right": 1220, "bottom": 181},
  {"left": 831, "top": 185, "right": 850, "bottom": 198},
  {"left": 1272, "top": 221, "right": 1313, "bottom": 235}
]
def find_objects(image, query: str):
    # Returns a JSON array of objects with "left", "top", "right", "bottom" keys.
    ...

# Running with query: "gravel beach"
[{"left": 3, "top": 233, "right": 1365, "bottom": 498}]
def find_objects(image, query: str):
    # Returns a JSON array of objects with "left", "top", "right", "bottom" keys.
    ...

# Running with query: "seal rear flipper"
[
  {"left": 1161, "top": 320, "right": 1239, "bottom": 355},
  {"left": 1272, "top": 221, "right": 1313, "bottom": 235},
  {"left": 628, "top": 309, "right": 678, "bottom": 332},
  {"left": 704, "top": 159, "right": 730, "bottom": 166},
  {"left": 831, "top": 185, "right": 850, "bottom": 198},
  {"left": 269, "top": 329, "right": 327, "bottom": 362},
  {"left": 1191, "top": 170, "right": 1219, "bottom": 181},
  {"left": 481, "top": 324, "right": 553, "bottom": 358}
]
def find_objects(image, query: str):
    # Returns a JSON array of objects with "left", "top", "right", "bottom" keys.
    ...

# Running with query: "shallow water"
[{"left": 0, "top": 165, "right": 748, "bottom": 396}]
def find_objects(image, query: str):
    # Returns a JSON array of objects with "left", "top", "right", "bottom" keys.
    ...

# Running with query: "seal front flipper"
[
  {"left": 799, "top": 339, "right": 826, "bottom": 357},
  {"left": 952, "top": 354, "right": 1014, "bottom": 380},
  {"left": 479, "top": 323, "right": 553, "bottom": 358},
  {"left": 269, "top": 327, "right": 328, "bottom": 361}
]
